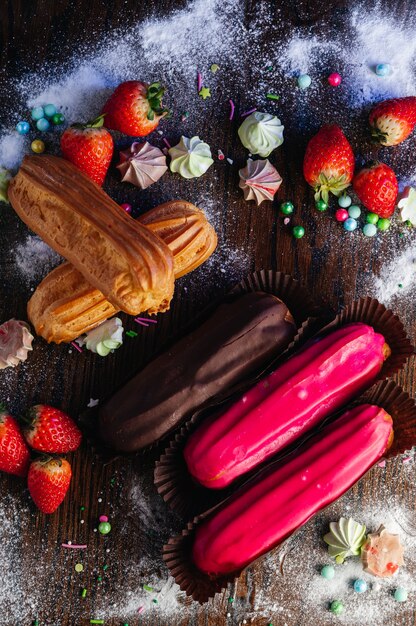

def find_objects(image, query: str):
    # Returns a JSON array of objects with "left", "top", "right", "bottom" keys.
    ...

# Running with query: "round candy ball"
[
  {"left": 36, "top": 118, "right": 50, "bottom": 132},
  {"left": 376, "top": 63, "right": 391, "bottom": 77},
  {"left": 98, "top": 521, "right": 112, "bottom": 535},
  {"left": 321, "top": 565, "right": 335, "bottom": 580},
  {"left": 348, "top": 205, "right": 361, "bottom": 219},
  {"left": 43, "top": 104, "right": 57, "bottom": 118},
  {"left": 366, "top": 212, "right": 379, "bottom": 224},
  {"left": 378, "top": 218, "right": 391, "bottom": 231},
  {"left": 338, "top": 194, "right": 352, "bottom": 208},
  {"left": 394, "top": 587, "right": 408, "bottom": 603},
  {"left": 31, "top": 106, "right": 45, "bottom": 121},
  {"left": 120, "top": 202, "right": 132, "bottom": 214},
  {"left": 16, "top": 121, "right": 30, "bottom": 135},
  {"left": 292, "top": 225, "right": 305, "bottom": 239},
  {"left": 280, "top": 201, "right": 294, "bottom": 215},
  {"left": 297, "top": 74, "right": 312, "bottom": 90},
  {"left": 52, "top": 112, "right": 65, "bottom": 125},
  {"left": 343, "top": 217, "right": 357, "bottom": 231},
  {"left": 330, "top": 600, "right": 344, "bottom": 615},
  {"left": 335, "top": 208, "right": 349, "bottom": 222},
  {"left": 31, "top": 139, "right": 45, "bottom": 154},
  {"left": 99, "top": 515, "right": 108, "bottom": 523},
  {"left": 328, "top": 72, "right": 342, "bottom": 87},
  {"left": 315, "top": 199, "right": 328, "bottom": 212},
  {"left": 363, "top": 223, "right": 377, "bottom": 237},
  {"left": 353, "top": 579, "right": 367, "bottom": 593}
]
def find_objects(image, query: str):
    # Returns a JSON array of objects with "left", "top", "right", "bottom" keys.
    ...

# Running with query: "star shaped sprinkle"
[{"left": 199, "top": 87, "right": 211, "bottom": 100}]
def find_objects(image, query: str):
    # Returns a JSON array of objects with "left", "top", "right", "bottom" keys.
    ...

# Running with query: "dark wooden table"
[{"left": 1, "top": 1, "right": 415, "bottom": 625}]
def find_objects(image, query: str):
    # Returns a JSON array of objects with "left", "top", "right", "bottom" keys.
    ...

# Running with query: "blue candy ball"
[
  {"left": 394, "top": 587, "right": 408, "bottom": 602},
  {"left": 344, "top": 217, "right": 357, "bottom": 232},
  {"left": 31, "top": 106, "right": 45, "bottom": 121},
  {"left": 338, "top": 195, "right": 352, "bottom": 208},
  {"left": 321, "top": 565, "right": 335, "bottom": 580},
  {"left": 354, "top": 579, "right": 367, "bottom": 593},
  {"left": 376, "top": 63, "right": 391, "bottom": 77},
  {"left": 36, "top": 118, "right": 50, "bottom": 132},
  {"left": 348, "top": 205, "right": 361, "bottom": 219},
  {"left": 363, "top": 223, "right": 377, "bottom": 237},
  {"left": 43, "top": 103, "right": 57, "bottom": 118},
  {"left": 16, "top": 121, "right": 30, "bottom": 135},
  {"left": 297, "top": 74, "right": 312, "bottom": 89}
]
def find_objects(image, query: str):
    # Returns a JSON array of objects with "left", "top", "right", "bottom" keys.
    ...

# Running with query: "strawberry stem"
[
  {"left": 71, "top": 114, "right": 107, "bottom": 130},
  {"left": 146, "top": 81, "right": 170, "bottom": 121}
]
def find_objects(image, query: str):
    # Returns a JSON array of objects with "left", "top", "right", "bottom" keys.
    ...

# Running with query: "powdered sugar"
[{"left": 14, "top": 235, "right": 62, "bottom": 284}]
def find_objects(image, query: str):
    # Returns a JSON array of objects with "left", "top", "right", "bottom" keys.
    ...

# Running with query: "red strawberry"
[
  {"left": 303, "top": 124, "right": 355, "bottom": 203},
  {"left": 28, "top": 456, "right": 71, "bottom": 514},
  {"left": 0, "top": 407, "right": 30, "bottom": 477},
  {"left": 23, "top": 405, "right": 82, "bottom": 453},
  {"left": 60, "top": 114, "right": 113, "bottom": 186},
  {"left": 102, "top": 81, "right": 169, "bottom": 136},
  {"left": 353, "top": 162, "right": 398, "bottom": 218},
  {"left": 369, "top": 96, "right": 416, "bottom": 146}
]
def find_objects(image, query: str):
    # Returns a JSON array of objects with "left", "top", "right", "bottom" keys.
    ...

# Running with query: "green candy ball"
[
  {"left": 315, "top": 199, "right": 328, "bottom": 212},
  {"left": 366, "top": 212, "right": 379, "bottom": 225},
  {"left": 292, "top": 225, "right": 305, "bottom": 239},
  {"left": 52, "top": 112, "right": 65, "bottom": 125},
  {"left": 321, "top": 565, "right": 335, "bottom": 580},
  {"left": 330, "top": 600, "right": 344, "bottom": 615},
  {"left": 377, "top": 218, "right": 391, "bottom": 231},
  {"left": 98, "top": 521, "right": 112, "bottom": 535},
  {"left": 280, "top": 201, "right": 294, "bottom": 215},
  {"left": 394, "top": 587, "right": 408, "bottom": 603}
]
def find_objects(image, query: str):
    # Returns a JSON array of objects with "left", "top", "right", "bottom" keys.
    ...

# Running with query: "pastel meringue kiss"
[
  {"left": 169, "top": 136, "right": 213, "bottom": 179},
  {"left": 361, "top": 525, "right": 405, "bottom": 577},
  {"left": 239, "top": 158, "right": 282, "bottom": 205},
  {"left": 0, "top": 319, "right": 34, "bottom": 369},
  {"left": 398, "top": 186, "right": 416, "bottom": 225},
  {"left": 117, "top": 142, "right": 168, "bottom": 189},
  {"left": 76, "top": 317, "right": 124, "bottom": 357},
  {"left": 238, "top": 111, "right": 284, "bottom": 157}
]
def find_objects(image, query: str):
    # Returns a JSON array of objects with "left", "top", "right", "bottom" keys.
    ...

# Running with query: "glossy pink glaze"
[
  {"left": 192, "top": 404, "right": 393, "bottom": 576},
  {"left": 184, "top": 323, "right": 387, "bottom": 489}
]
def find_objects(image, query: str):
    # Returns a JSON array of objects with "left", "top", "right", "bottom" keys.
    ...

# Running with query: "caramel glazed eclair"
[
  {"left": 8, "top": 154, "right": 175, "bottom": 316},
  {"left": 27, "top": 200, "right": 217, "bottom": 343}
]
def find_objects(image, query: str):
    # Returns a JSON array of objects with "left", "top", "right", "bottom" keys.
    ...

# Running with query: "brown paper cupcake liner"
[
  {"left": 79, "top": 270, "right": 320, "bottom": 461},
  {"left": 155, "top": 301, "right": 414, "bottom": 519},
  {"left": 163, "top": 380, "right": 416, "bottom": 603}
]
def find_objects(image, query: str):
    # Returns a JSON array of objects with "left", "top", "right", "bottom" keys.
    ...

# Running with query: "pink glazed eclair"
[
  {"left": 184, "top": 323, "right": 390, "bottom": 489},
  {"left": 192, "top": 404, "right": 393, "bottom": 576}
]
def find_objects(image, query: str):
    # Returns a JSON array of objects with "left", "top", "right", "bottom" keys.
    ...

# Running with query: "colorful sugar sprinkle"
[
  {"left": 197, "top": 71, "right": 202, "bottom": 92},
  {"left": 266, "top": 93, "right": 280, "bottom": 101},
  {"left": 229, "top": 99, "right": 235, "bottom": 120},
  {"left": 162, "top": 137, "right": 171, "bottom": 149},
  {"left": 71, "top": 341, "right": 83, "bottom": 353},
  {"left": 241, "top": 107, "right": 257, "bottom": 117},
  {"left": 61, "top": 543, "right": 88, "bottom": 549}
]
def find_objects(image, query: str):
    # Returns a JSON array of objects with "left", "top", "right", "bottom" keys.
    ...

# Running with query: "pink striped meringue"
[
  {"left": 238, "top": 158, "right": 282, "bottom": 205},
  {"left": 117, "top": 141, "right": 168, "bottom": 189},
  {"left": 0, "top": 319, "right": 34, "bottom": 369}
]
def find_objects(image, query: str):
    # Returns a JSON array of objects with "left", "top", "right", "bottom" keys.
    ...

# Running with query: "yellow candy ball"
[{"left": 31, "top": 139, "right": 45, "bottom": 154}]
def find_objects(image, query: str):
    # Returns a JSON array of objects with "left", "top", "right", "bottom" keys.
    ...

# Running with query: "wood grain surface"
[{"left": 0, "top": 1, "right": 415, "bottom": 625}]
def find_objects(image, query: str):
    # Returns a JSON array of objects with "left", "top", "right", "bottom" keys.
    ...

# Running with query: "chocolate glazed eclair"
[{"left": 98, "top": 291, "right": 297, "bottom": 451}]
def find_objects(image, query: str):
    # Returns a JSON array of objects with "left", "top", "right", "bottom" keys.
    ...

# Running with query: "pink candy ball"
[
  {"left": 120, "top": 202, "right": 132, "bottom": 214},
  {"left": 99, "top": 515, "right": 109, "bottom": 523},
  {"left": 328, "top": 72, "right": 342, "bottom": 87},
  {"left": 335, "top": 208, "right": 349, "bottom": 222}
]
